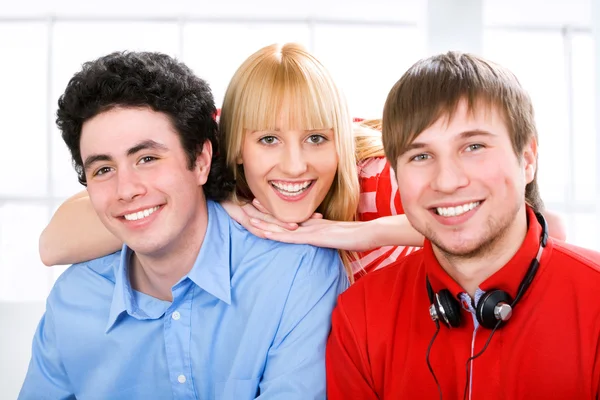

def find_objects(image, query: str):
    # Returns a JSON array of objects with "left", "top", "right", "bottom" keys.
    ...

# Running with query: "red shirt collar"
[{"left": 424, "top": 206, "right": 549, "bottom": 300}]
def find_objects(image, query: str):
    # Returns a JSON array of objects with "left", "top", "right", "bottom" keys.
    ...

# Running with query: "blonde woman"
[{"left": 40, "top": 43, "right": 564, "bottom": 281}]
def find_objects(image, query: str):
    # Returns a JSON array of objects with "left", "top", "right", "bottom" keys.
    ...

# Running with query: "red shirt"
[
  {"left": 327, "top": 208, "right": 600, "bottom": 399},
  {"left": 352, "top": 157, "right": 420, "bottom": 280}
]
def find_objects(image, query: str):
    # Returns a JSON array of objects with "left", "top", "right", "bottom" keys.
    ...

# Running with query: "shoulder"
[
  {"left": 357, "top": 156, "right": 389, "bottom": 180},
  {"left": 218, "top": 215, "right": 345, "bottom": 281},
  {"left": 48, "top": 252, "right": 120, "bottom": 305},
  {"left": 356, "top": 156, "right": 402, "bottom": 220},
  {"left": 549, "top": 240, "right": 600, "bottom": 277},
  {"left": 208, "top": 201, "right": 346, "bottom": 287},
  {"left": 340, "top": 250, "right": 422, "bottom": 313},
  {"left": 246, "top": 234, "right": 344, "bottom": 280}
]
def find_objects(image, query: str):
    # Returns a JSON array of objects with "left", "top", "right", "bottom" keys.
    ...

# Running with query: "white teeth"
[
  {"left": 124, "top": 206, "right": 160, "bottom": 221},
  {"left": 436, "top": 201, "right": 480, "bottom": 217},
  {"left": 270, "top": 181, "right": 312, "bottom": 196}
]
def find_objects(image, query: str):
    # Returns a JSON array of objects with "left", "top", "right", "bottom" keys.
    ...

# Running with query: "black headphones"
[{"left": 426, "top": 211, "right": 549, "bottom": 330}]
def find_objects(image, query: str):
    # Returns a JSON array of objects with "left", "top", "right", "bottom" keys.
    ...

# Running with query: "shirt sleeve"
[
  {"left": 18, "top": 301, "right": 74, "bottom": 400},
  {"left": 326, "top": 295, "right": 378, "bottom": 399},
  {"left": 356, "top": 157, "right": 401, "bottom": 222},
  {"left": 256, "top": 247, "right": 350, "bottom": 399},
  {"left": 353, "top": 157, "right": 417, "bottom": 278}
]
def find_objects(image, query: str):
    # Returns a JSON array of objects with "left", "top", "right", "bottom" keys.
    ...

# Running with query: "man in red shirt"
[{"left": 326, "top": 51, "right": 600, "bottom": 399}]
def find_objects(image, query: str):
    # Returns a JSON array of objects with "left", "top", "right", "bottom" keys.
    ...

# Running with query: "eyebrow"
[
  {"left": 83, "top": 140, "right": 169, "bottom": 171},
  {"left": 403, "top": 129, "right": 496, "bottom": 154},
  {"left": 458, "top": 129, "right": 496, "bottom": 139},
  {"left": 126, "top": 140, "right": 168, "bottom": 156},
  {"left": 249, "top": 128, "right": 331, "bottom": 134},
  {"left": 83, "top": 154, "right": 112, "bottom": 172}
]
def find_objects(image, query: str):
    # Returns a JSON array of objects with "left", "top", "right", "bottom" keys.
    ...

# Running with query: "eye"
[
  {"left": 410, "top": 153, "right": 431, "bottom": 162},
  {"left": 259, "top": 136, "right": 279, "bottom": 145},
  {"left": 465, "top": 143, "right": 484, "bottom": 152},
  {"left": 93, "top": 166, "right": 113, "bottom": 177},
  {"left": 138, "top": 156, "right": 157, "bottom": 164},
  {"left": 306, "top": 134, "right": 327, "bottom": 145}
]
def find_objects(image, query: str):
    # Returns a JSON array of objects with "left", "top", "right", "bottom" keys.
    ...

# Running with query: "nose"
[
  {"left": 430, "top": 156, "right": 469, "bottom": 194},
  {"left": 280, "top": 143, "right": 308, "bottom": 177},
  {"left": 116, "top": 168, "right": 147, "bottom": 202}
]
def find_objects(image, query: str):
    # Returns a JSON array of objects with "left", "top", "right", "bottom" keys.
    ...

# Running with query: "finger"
[
  {"left": 310, "top": 212, "right": 323, "bottom": 219},
  {"left": 259, "top": 214, "right": 298, "bottom": 230},
  {"left": 299, "top": 218, "right": 333, "bottom": 227},
  {"left": 263, "top": 230, "right": 311, "bottom": 245},
  {"left": 245, "top": 226, "right": 268, "bottom": 239},
  {"left": 252, "top": 198, "right": 270, "bottom": 214},
  {"left": 250, "top": 218, "right": 293, "bottom": 233},
  {"left": 221, "top": 201, "right": 246, "bottom": 225},
  {"left": 243, "top": 203, "right": 298, "bottom": 230}
]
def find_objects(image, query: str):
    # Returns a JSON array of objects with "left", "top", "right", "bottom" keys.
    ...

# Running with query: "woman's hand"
[
  {"left": 249, "top": 211, "right": 425, "bottom": 251},
  {"left": 250, "top": 217, "right": 379, "bottom": 251},
  {"left": 221, "top": 199, "right": 317, "bottom": 239}
]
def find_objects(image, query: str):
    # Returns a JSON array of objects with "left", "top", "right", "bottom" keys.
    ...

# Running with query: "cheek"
[
  {"left": 396, "top": 168, "right": 426, "bottom": 198},
  {"left": 321, "top": 159, "right": 339, "bottom": 181},
  {"left": 240, "top": 153, "right": 275, "bottom": 190},
  {"left": 314, "top": 148, "right": 339, "bottom": 178},
  {"left": 480, "top": 164, "right": 517, "bottom": 188},
  {"left": 86, "top": 184, "right": 111, "bottom": 214}
]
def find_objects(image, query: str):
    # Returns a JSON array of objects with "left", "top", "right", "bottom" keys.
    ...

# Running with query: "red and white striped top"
[{"left": 352, "top": 156, "right": 421, "bottom": 280}]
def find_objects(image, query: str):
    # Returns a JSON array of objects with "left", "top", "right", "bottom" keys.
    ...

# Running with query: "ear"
[
  {"left": 236, "top": 155, "right": 243, "bottom": 165},
  {"left": 194, "top": 140, "right": 212, "bottom": 186},
  {"left": 522, "top": 137, "right": 537, "bottom": 184}
]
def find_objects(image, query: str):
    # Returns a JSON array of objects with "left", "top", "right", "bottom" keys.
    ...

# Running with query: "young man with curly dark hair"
[{"left": 19, "top": 51, "right": 348, "bottom": 400}]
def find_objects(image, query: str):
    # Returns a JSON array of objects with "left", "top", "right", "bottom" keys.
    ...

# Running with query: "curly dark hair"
[{"left": 57, "top": 51, "right": 234, "bottom": 201}]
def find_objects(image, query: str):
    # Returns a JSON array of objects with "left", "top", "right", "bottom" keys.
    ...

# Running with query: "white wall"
[
  {"left": 0, "top": 0, "right": 597, "bottom": 398},
  {"left": 0, "top": 302, "right": 45, "bottom": 399}
]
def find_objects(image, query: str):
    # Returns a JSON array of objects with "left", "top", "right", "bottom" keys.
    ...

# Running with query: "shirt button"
[
  {"left": 178, "top": 374, "right": 186, "bottom": 384},
  {"left": 172, "top": 311, "right": 181, "bottom": 321}
]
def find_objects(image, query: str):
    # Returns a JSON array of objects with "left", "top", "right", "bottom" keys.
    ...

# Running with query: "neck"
[
  {"left": 433, "top": 207, "right": 529, "bottom": 298},
  {"left": 128, "top": 205, "right": 208, "bottom": 301}
]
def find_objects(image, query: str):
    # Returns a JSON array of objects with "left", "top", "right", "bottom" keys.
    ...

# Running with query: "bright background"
[{"left": 1, "top": 0, "right": 599, "bottom": 397}]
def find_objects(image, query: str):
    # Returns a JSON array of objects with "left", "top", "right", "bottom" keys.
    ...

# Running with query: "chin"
[
  {"left": 271, "top": 209, "right": 314, "bottom": 224},
  {"left": 125, "top": 240, "right": 165, "bottom": 256},
  {"left": 435, "top": 236, "right": 489, "bottom": 258}
]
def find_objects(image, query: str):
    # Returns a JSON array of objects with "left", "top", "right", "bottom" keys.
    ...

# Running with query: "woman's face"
[{"left": 239, "top": 116, "right": 338, "bottom": 223}]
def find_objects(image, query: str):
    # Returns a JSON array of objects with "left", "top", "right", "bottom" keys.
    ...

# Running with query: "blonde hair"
[
  {"left": 220, "top": 43, "right": 360, "bottom": 280},
  {"left": 354, "top": 118, "right": 385, "bottom": 162}
]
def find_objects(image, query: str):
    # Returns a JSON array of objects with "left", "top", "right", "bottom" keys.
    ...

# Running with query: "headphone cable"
[
  {"left": 426, "top": 320, "right": 443, "bottom": 400},
  {"left": 462, "top": 319, "right": 502, "bottom": 400}
]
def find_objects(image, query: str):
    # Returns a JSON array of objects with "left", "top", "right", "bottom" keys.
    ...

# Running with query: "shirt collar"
[
  {"left": 106, "top": 247, "right": 136, "bottom": 332},
  {"left": 105, "top": 200, "right": 232, "bottom": 332},
  {"left": 424, "top": 206, "right": 551, "bottom": 301},
  {"left": 186, "top": 201, "right": 232, "bottom": 305}
]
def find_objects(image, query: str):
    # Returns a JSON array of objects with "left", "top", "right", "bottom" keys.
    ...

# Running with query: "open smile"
[
  {"left": 432, "top": 201, "right": 482, "bottom": 217},
  {"left": 269, "top": 180, "right": 315, "bottom": 197}
]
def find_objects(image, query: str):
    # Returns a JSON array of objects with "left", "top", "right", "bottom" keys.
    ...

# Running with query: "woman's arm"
[
  {"left": 229, "top": 198, "right": 423, "bottom": 251},
  {"left": 544, "top": 210, "right": 567, "bottom": 241},
  {"left": 39, "top": 190, "right": 122, "bottom": 266},
  {"left": 247, "top": 205, "right": 567, "bottom": 251},
  {"left": 250, "top": 214, "right": 424, "bottom": 251}
]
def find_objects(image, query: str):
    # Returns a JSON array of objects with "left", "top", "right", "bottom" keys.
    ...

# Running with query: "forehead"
[
  {"left": 244, "top": 93, "right": 335, "bottom": 132},
  {"left": 414, "top": 100, "right": 508, "bottom": 143},
  {"left": 80, "top": 107, "right": 177, "bottom": 157}
]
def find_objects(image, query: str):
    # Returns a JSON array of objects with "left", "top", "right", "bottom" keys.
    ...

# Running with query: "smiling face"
[
  {"left": 239, "top": 113, "right": 339, "bottom": 223},
  {"left": 394, "top": 99, "right": 537, "bottom": 259},
  {"left": 80, "top": 107, "right": 211, "bottom": 258}
]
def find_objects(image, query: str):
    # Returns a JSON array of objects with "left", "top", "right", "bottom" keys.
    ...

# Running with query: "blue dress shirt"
[{"left": 19, "top": 201, "right": 349, "bottom": 400}]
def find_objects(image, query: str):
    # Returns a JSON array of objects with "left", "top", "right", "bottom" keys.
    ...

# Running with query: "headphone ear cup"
[
  {"left": 476, "top": 290, "right": 513, "bottom": 329},
  {"left": 437, "top": 289, "right": 462, "bottom": 328}
]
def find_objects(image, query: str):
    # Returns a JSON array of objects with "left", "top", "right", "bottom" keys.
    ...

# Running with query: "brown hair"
[{"left": 382, "top": 51, "right": 543, "bottom": 211}]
